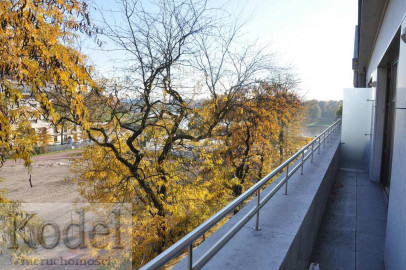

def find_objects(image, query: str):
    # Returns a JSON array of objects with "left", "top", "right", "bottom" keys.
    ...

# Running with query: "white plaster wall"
[
  {"left": 384, "top": 16, "right": 406, "bottom": 270},
  {"left": 368, "top": 70, "right": 377, "bottom": 179},
  {"left": 370, "top": 68, "right": 387, "bottom": 182},
  {"left": 384, "top": 111, "right": 406, "bottom": 270}
]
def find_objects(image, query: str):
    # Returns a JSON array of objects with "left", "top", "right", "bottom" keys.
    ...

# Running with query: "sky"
[{"left": 84, "top": 0, "right": 358, "bottom": 101}]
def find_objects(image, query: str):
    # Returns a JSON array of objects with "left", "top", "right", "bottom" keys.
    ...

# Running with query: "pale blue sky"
[{"left": 85, "top": 0, "right": 358, "bottom": 101}]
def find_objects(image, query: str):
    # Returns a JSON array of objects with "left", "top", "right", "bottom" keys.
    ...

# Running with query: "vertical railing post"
[
  {"left": 301, "top": 151, "right": 304, "bottom": 175},
  {"left": 327, "top": 127, "right": 330, "bottom": 143},
  {"left": 330, "top": 126, "right": 333, "bottom": 138},
  {"left": 188, "top": 244, "right": 193, "bottom": 270},
  {"left": 318, "top": 136, "right": 321, "bottom": 154},
  {"left": 254, "top": 189, "right": 261, "bottom": 231},
  {"left": 284, "top": 164, "right": 289, "bottom": 195},
  {"left": 323, "top": 132, "right": 326, "bottom": 147},
  {"left": 311, "top": 142, "right": 314, "bottom": 163}
]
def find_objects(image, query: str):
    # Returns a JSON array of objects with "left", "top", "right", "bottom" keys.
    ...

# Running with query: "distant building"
[{"left": 20, "top": 97, "right": 83, "bottom": 146}]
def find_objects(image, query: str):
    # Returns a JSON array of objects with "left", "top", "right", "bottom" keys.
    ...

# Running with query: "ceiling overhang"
[{"left": 357, "top": 0, "right": 388, "bottom": 72}]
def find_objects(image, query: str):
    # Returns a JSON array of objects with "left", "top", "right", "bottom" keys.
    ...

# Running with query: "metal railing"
[{"left": 141, "top": 119, "right": 342, "bottom": 270}]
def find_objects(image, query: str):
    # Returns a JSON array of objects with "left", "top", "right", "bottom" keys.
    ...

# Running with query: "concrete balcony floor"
[{"left": 311, "top": 170, "right": 387, "bottom": 270}]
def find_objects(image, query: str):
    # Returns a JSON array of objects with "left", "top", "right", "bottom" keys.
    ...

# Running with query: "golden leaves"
[{"left": 0, "top": 0, "right": 97, "bottom": 167}]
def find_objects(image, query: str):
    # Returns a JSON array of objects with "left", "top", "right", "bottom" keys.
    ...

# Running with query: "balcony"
[
  {"left": 311, "top": 171, "right": 387, "bottom": 270},
  {"left": 140, "top": 119, "right": 387, "bottom": 270}
]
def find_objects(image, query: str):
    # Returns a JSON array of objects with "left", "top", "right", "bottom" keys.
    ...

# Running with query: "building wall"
[
  {"left": 384, "top": 17, "right": 406, "bottom": 270},
  {"left": 362, "top": 2, "right": 406, "bottom": 269},
  {"left": 21, "top": 98, "right": 83, "bottom": 145},
  {"left": 369, "top": 68, "right": 386, "bottom": 182},
  {"left": 31, "top": 119, "right": 83, "bottom": 145}
]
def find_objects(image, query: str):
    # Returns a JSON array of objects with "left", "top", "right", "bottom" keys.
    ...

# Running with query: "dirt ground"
[
  {"left": 0, "top": 150, "right": 98, "bottom": 270},
  {"left": 0, "top": 151, "right": 131, "bottom": 270},
  {"left": 0, "top": 150, "right": 84, "bottom": 203}
]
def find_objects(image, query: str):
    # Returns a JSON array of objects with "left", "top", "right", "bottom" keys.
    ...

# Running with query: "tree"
[
  {"left": 38, "top": 127, "right": 52, "bottom": 152},
  {"left": 0, "top": 0, "right": 97, "bottom": 168},
  {"left": 336, "top": 104, "right": 343, "bottom": 118},
  {"left": 217, "top": 79, "right": 308, "bottom": 197},
  {"left": 306, "top": 100, "right": 321, "bottom": 124},
  {"left": 0, "top": 2, "right": 98, "bottom": 261},
  {"left": 304, "top": 100, "right": 342, "bottom": 125},
  {"left": 68, "top": 0, "right": 278, "bottom": 266}
]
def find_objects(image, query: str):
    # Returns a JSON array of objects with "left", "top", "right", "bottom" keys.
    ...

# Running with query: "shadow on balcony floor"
[{"left": 310, "top": 170, "right": 387, "bottom": 270}]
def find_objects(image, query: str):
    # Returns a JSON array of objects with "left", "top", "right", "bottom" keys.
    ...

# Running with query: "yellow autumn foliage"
[{"left": 0, "top": 0, "right": 97, "bottom": 168}]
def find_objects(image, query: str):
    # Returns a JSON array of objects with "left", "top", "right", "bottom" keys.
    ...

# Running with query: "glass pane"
[{"left": 341, "top": 88, "right": 373, "bottom": 170}]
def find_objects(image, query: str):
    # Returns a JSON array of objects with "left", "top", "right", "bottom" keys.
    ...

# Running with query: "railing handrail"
[{"left": 141, "top": 118, "right": 342, "bottom": 270}]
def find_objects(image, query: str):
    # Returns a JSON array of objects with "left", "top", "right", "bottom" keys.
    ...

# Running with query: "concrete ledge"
[{"left": 174, "top": 134, "right": 341, "bottom": 270}]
